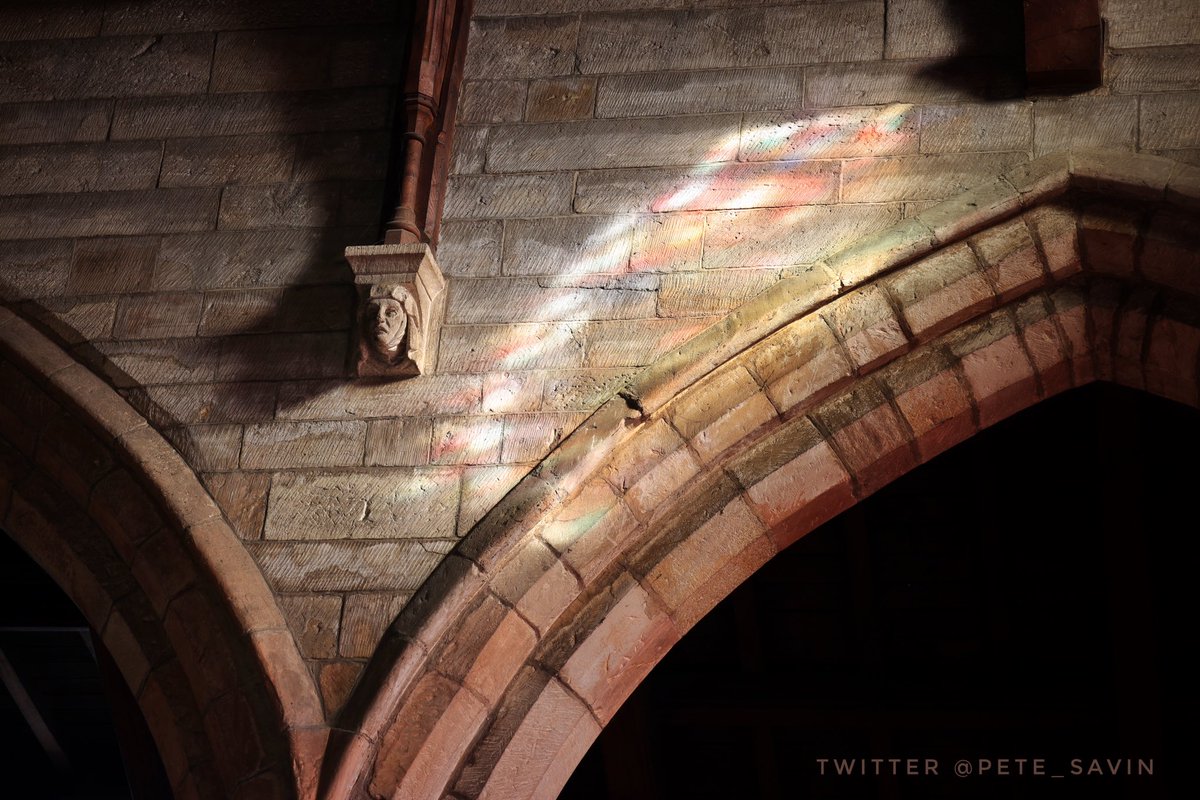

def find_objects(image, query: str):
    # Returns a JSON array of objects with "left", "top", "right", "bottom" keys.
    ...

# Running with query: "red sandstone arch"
[
  {"left": 0, "top": 310, "right": 325, "bottom": 800},
  {"left": 326, "top": 149, "right": 1200, "bottom": 799}
]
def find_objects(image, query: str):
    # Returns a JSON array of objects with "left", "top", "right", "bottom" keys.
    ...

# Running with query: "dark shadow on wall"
[
  {"left": 1, "top": 0, "right": 414, "bottom": 481},
  {"left": 914, "top": 0, "right": 1026, "bottom": 100}
]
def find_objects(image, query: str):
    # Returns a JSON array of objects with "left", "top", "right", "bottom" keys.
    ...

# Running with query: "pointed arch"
[
  {"left": 328, "top": 150, "right": 1200, "bottom": 799},
  {"left": 0, "top": 308, "right": 325, "bottom": 800}
]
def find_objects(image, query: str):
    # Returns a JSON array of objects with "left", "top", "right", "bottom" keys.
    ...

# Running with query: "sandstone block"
[
  {"left": 659, "top": 269, "right": 779, "bottom": 318},
  {"left": 466, "top": 16, "right": 578, "bottom": 79},
  {"left": 0, "top": 189, "right": 218, "bottom": 240},
  {"left": 1033, "top": 96, "right": 1137, "bottom": 157},
  {"left": 460, "top": 80, "right": 528, "bottom": 124},
  {"left": 1141, "top": 92, "right": 1200, "bottom": 150},
  {"left": 597, "top": 67, "right": 804, "bottom": 118},
  {"left": 584, "top": 316, "right": 716, "bottom": 368},
  {"left": 0, "top": 34, "right": 211, "bottom": 103},
  {"left": 502, "top": 215, "right": 634, "bottom": 275},
  {"left": 278, "top": 594, "right": 342, "bottom": 659},
  {"left": 248, "top": 539, "right": 454, "bottom": 591},
  {"left": 113, "top": 292, "right": 204, "bottom": 339},
  {"left": 704, "top": 203, "right": 902, "bottom": 269},
  {"left": 486, "top": 114, "right": 742, "bottom": 172},
  {"left": 437, "top": 220, "right": 503, "bottom": 277},
  {"left": 431, "top": 416, "right": 504, "bottom": 465},
  {"left": 841, "top": 152, "right": 1026, "bottom": 202},
  {"left": 500, "top": 412, "right": 587, "bottom": 464},
  {"left": 575, "top": 162, "right": 839, "bottom": 214},
  {"left": 577, "top": 4, "right": 882, "bottom": 73},
  {"left": 447, "top": 277, "right": 656, "bottom": 325},
  {"left": 1108, "top": 45, "right": 1200, "bottom": 94},
  {"left": 0, "top": 99, "right": 111, "bottom": 145},
  {"left": 0, "top": 141, "right": 161, "bottom": 196},
  {"left": 339, "top": 591, "right": 411, "bottom": 657},
  {"left": 527, "top": 77, "right": 595, "bottom": 122},
  {"left": 264, "top": 468, "right": 460, "bottom": 539},
  {"left": 365, "top": 418, "right": 432, "bottom": 467},
  {"left": 242, "top": 420, "right": 366, "bottom": 469},
  {"left": 442, "top": 173, "right": 574, "bottom": 220},
  {"left": 112, "top": 88, "right": 390, "bottom": 139},
  {"left": 161, "top": 135, "right": 295, "bottom": 188},
  {"left": 742, "top": 106, "right": 919, "bottom": 162},
  {"left": 919, "top": 101, "right": 1031, "bottom": 154}
]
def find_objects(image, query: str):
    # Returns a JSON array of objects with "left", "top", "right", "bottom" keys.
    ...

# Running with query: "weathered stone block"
[
  {"left": 741, "top": 106, "right": 919, "bottom": 162},
  {"left": 1106, "top": 0, "right": 1200, "bottom": 48},
  {"left": 113, "top": 292, "right": 204, "bottom": 339},
  {"left": 575, "top": 162, "right": 839, "bottom": 214},
  {"left": 111, "top": 88, "right": 390, "bottom": 139},
  {"left": 263, "top": 468, "right": 460, "bottom": 539},
  {"left": 526, "top": 77, "right": 595, "bottom": 122},
  {"left": 161, "top": 135, "right": 295, "bottom": 188},
  {"left": 219, "top": 183, "right": 340, "bottom": 230},
  {"left": 442, "top": 173, "right": 574, "bottom": 220},
  {"left": 431, "top": 415, "right": 504, "bottom": 465},
  {"left": 0, "top": 99, "right": 111, "bottom": 146},
  {"left": 500, "top": 412, "right": 587, "bottom": 464},
  {"left": 460, "top": 80, "right": 528, "bottom": 124},
  {"left": 704, "top": 203, "right": 902, "bottom": 268},
  {"left": 577, "top": 4, "right": 882, "bottom": 73},
  {"left": 466, "top": 15, "right": 578, "bottom": 79},
  {"left": 248, "top": 539, "right": 454, "bottom": 591},
  {"left": 1108, "top": 45, "right": 1200, "bottom": 94},
  {"left": 278, "top": 594, "right": 342, "bottom": 659},
  {"left": 339, "top": 591, "right": 411, "bottom": 657},
  {"left": 447, "top": 277, "right": 657, "bottom": 325},
  {"left": 658, "top": 269, "right": 779, "bottom": 317},
  {"left": 597, "top": 67, "right": 804, "bottom": 118},
  {"left": 841, "top": 152, "right": 1026, "bottom": 202},
  {"left": 1141, "top": 92, "right": 1200, "bottom": 150},
  {"left": 0, "top": 189, "right": 218, "bottom": 240},
  {"left": 1033, "top": 96, "right": 1137, "bottom": 157},
  {"left": 0, "top": 141, "right": 161, "bottom": 196},
  {"left": 365, "top": 418, "right": 432, "bottom": 467},
  {"left": 486, "top": 114, "right": 742, "bottom": 173},
  {"left": 584, "top": 317, "right": 717, "bottom": 368},
  {"left": 970, "top": 217, "right": 1047, "bottom": 302},
  {"left": 501, "top": 215, "right": 634, "bottom": 275},
  {"left": 438, "top": 220, "right": 502, "bottom": 278},
  {"left": 242, "top": 420, "right": 367, "bottom": 469},
  {"left": 919, "top": 101, "right": 1031, "bottom": 154},
  {"left": 0, "top": 34, "right": 212, "bottom": 102}
]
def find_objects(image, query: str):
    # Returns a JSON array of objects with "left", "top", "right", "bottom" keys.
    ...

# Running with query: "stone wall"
[
  {"left": 0, "top": 0, "right": 406, "bottom": 714},
  {"left": 2, "top": 0, "right": 1199, "bottom": 717}
]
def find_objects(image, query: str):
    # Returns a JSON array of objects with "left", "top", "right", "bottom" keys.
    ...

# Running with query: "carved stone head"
[{"left": 361, "top": 284, "right": 418, "bottom": 366}]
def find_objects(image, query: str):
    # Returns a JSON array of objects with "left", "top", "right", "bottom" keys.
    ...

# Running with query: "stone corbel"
[{"left": 347, "top": 243, "right": 446, "bottom": 378}]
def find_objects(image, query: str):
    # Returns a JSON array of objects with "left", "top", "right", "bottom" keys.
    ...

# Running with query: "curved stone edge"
[
  {"left": 0, "top": 306, "right": 327, "bottom": 799},
  {"left": 331, "top": 148, "right": 1200, "bottom": 787}
]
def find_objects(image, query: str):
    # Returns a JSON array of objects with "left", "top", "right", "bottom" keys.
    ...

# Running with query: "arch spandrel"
[{"left": 326, "top": 149, "right": 1200, "bottom": 799}]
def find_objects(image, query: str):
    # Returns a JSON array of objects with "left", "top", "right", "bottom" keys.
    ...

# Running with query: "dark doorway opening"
[
  {"left": 562, "top": 383, "right": 1196, "bottom": 799},
  {"left": 0, "top": 534, "right": 172, "bottom": 799}
]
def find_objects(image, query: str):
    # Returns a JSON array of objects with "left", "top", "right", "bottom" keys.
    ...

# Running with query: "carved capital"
[{"left": 346, "top": 244, "right": 446, "bottom": 377}]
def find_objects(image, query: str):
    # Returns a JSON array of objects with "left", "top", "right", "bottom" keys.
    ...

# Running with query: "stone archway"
[
  {"left": 0, "top": 308, "right": 325, "bottom": 800},
  {"left": 326, "top": 150, "right": 1200, "bottom": 799}
]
